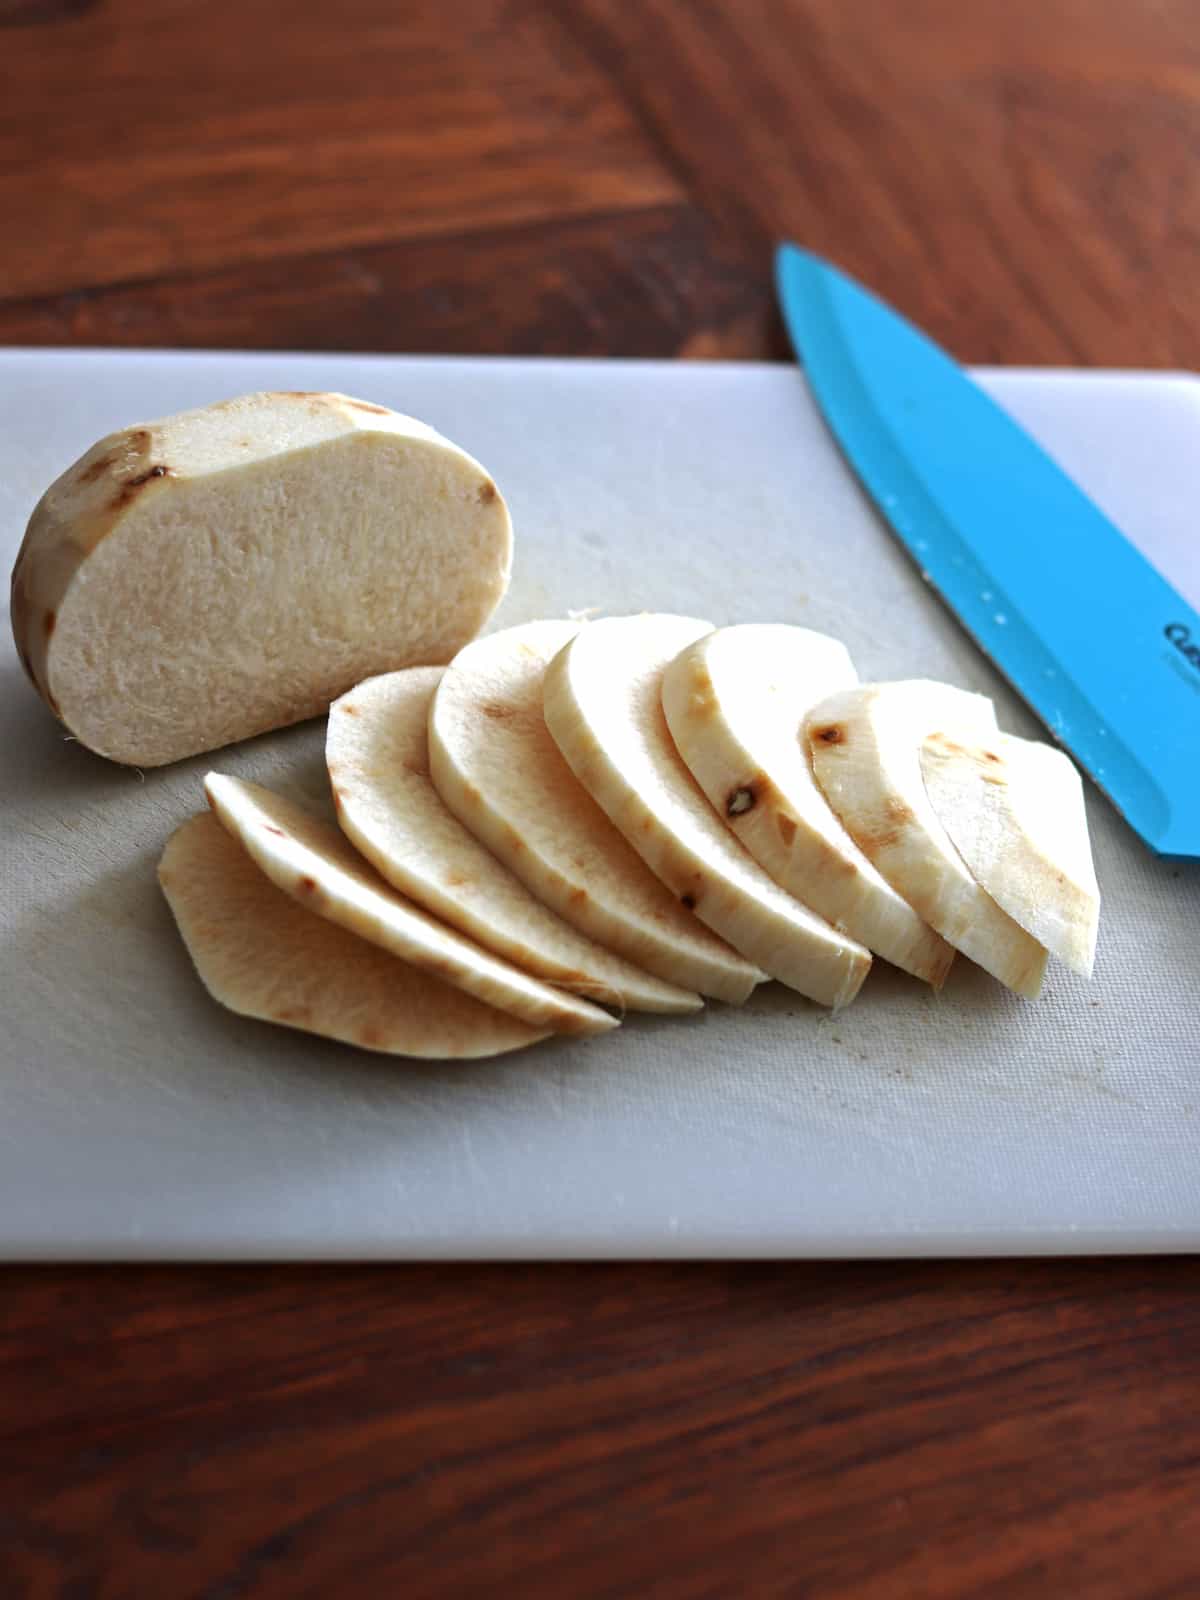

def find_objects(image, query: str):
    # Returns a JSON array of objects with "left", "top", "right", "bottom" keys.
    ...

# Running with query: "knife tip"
[{"left": 775, "top": 241, "right": 832, "bottom": 293}]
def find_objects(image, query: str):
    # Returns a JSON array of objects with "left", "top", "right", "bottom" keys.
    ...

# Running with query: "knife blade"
[{"left": 775, "top": 243, "right": 1200, "bottom": 859}]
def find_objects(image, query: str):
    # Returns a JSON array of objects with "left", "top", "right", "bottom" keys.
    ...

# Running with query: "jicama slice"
[
  {"left": 204, "top": 774, "right": 616, "bottom": 1037},
  {"left": 543, "top": 614, "right": 872, "bottom": 1010},
  {"left": 428, "top": 620, "right": 761, "bottom": 1005},
  {"left": 662, "top": 624, "right": 954, "bottom": 986},
  {"left": 806, "top": 682, "right": 1048, "bottom": 998},
  {"left": 326, "top": 668, "right": 701, "bottom": 1014},
  {"left": 920, "top": 730, "right": 1100, "bottom": 977},
  {"left": 159, "top": 813, "right": 547, "bottom": 1059}
]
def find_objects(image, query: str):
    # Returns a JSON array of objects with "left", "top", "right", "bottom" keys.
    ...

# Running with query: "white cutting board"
[{"left": 1, "top": 351, "right": 1198, "bottom": 1260}]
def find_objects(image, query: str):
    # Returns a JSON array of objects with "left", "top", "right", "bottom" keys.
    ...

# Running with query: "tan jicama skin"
[
  {"left": 661, "top": 624, "right": 954, "bottom": 987},
  {"left": 327, "top": 668, "right": 701, "bottom": 1015},
  {"left": 428, "top": 619, "right": 762, "bottom": 1005},
  {"left": 806, "top": 682, "right": 1049, "bottom": 999},
  {"left": 11, "top": 391, "right": 512, "bottom": 767},
  {"left": 919, "top": 730, "right": 1100, "bottom": 978},
  {"left": 543, "top": 614, "right": 873, "bottom": 1011},
  {"left": 203, "top": 774, "right": 616, "bottom": 1038},
  {"left": 159, "top": 814, "right": 548, "bottom": 1059}
]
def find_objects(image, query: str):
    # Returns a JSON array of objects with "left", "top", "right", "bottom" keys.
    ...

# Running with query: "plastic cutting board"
[{"left": 1, "top": 351, "right": 1197, "bottom": 1259}]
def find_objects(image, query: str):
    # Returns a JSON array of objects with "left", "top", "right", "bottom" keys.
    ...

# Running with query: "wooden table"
[{"left": 3, "top": 2, "right": 1198, "bottom": 1594}]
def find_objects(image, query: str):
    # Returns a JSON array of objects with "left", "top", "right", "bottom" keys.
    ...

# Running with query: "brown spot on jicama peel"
[
  {"left": 77, "top": 430, "right": 150, "bottom": 486},
  {"left": 478, "top": 479, "right": 498, "bottom": 504},
  {"left": 812, "top": 723, "right": 845, "bottom": 745},
  {"left": 860, "top": 830, "right": 899, "bottom": 855},
  {"left": 856, "top": 795, "right": 917, "bottom": 857},
  {"left": 77, "top": 454, "right": 115, "bottom": 485},
  {"left": 686, "top": 659, "right": 719, "bottom": 719},
  {"left": 111, "top": 463, "right": 173, "bottom": 513},
  {"left": 726, "top": 773, "right": 770, "bottom": 818}
]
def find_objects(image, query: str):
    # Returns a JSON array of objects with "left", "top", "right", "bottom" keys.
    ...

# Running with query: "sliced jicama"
[
  {"left": 920, "top": 730, "right": 1100, "bottom": 977},
  {"left": 428, "top": 619, "right": 761, "bottom": 1005},
  {"left": 805, "top": 682, "right": 1048, "bottom": 998},
  {"left": 661, "top": 624, "right": 954, "bottom": 987},
  {"left": 543, "top": 614, "right": 872, "bottom": 1010},
  {"left": 203, "top": 773, "right": 616, "bottom": 1038},
  {"left": 326, "top": 668, "right": 701, "bottom": 1015},
  {"left": 159, "top": 813, "right": 547, "bottom": 1058}
]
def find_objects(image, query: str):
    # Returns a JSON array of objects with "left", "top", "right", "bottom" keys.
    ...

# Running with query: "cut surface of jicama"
[
  {"left": 543, "top": 614, "right": 872, "bottom": 1010},
  {"left": 428, "top": 619, "right": 761, "bottom": 1005},
  {"left": 662, "top": 624, "right": 954, "bottom": 987},
  {"left": 920, "top": 730, "right": 1100, "bottom": 978},
  {"left": 204, "top": 774, "right": 616, "bottom": 1038},
  {"left": 326, "top": 668, "right": 701, "bottom": 1015},
  {"left": 806, "top": 682, "right": 1048, "bottom": 998},
  {"left": 159, "top": 813, "right": 547, "bottom": 1059}
]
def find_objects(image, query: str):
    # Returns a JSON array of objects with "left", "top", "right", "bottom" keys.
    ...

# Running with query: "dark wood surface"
[{"left": 3, "top": 2, "right": 1198, "bottom": 1595}]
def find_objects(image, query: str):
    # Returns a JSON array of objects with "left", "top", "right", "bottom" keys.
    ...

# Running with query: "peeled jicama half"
[
  {"left": 327, "top": 668, "right": 701, "bottom": 1015},
  {"left": 806, "top": 681, "right": 1048, "bottom": 999},
  {"left": 920, "top": 730, "right": 1100, "bottom": 977},
  {"left": 428, "top": 619, "right": 761, "bottom": 1005},
  {"left": 10, "top": 391, "right": 511, "bottom": 766},
  {"left": 661, "top": 624, "right": 954, "bottom": 987},
  {"left": 203, "top": 774, "right": 616, "bottom": 1038},
  {"left": 543, "top": 614, "right": 872, "bottom": 1010},
  {"left": 159, "top": 813, "right": 548, "bottom": 1059}
]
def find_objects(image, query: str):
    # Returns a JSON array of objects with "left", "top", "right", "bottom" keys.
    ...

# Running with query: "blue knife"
[{"left": 776, "top": 243, "right": 1200, "bottom": 859}]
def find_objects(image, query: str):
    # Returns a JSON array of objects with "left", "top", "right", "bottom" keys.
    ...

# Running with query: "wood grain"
[
  {"left": 0, "top": 0, "right": 680, "bottom": 299},
  {"left": 559, "top": 0, "right": 1200, "bottom": 366},
  {"left": 3, "top": 1, "right": 1200, "bottom": 1596},
  {"left": 0, "top": 205, "right": 779, "bottom": 358},
  {"left": 4, "top": 1260, "right": 1200, "bottom": 1599}
]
